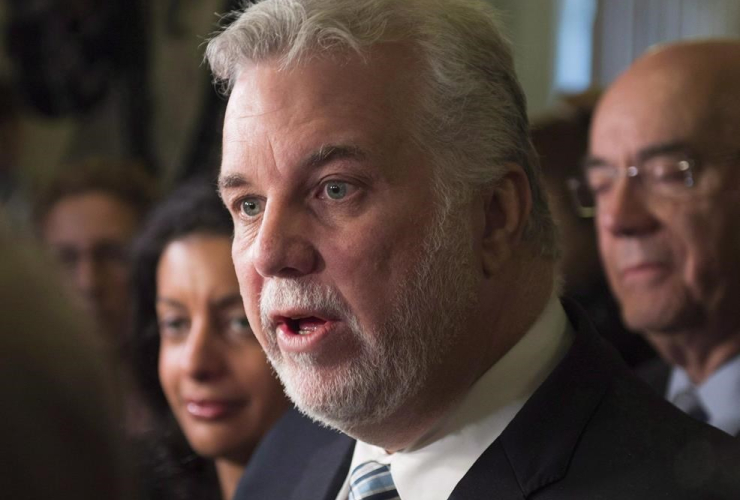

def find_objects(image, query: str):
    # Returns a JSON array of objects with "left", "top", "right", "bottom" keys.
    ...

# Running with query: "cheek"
[
  {"left": 102, "top": 265, "right": 130, "bottom": 291},
  {"left": 157, "top": 346, "right": 179, "bottom": 407},
  {"left": 677, "top": 213, "right": 727, "bottom": 288},
  {"left": 231, "top": 234, "right": 252, "bottom": 277},
  {"left": 595, "top": 223, "right": 616, "bottom": 266},
  {"left": 330, "top": 234, "right": 392, "bottom": 281},
  {"left": 232, "top": 239, "right": 262, "bottom": 316},
  {"left": 330, "top": 210, "right": 422, "bottom": 277},
  {"left": 322, "top": 231, "right": 397, "bottom": 324}
]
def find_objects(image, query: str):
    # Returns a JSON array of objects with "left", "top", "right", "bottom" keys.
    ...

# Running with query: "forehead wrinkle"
[
  {"left": 231, "top": 102, "right": 291, "bottom": 120},
  {"left": 635, "top": 141, "right": 692, "bottom": 162}
]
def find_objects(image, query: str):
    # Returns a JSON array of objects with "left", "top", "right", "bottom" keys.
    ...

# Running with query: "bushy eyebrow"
[
  {"left": 218, "top": 173, "right": 249, "bottom": 195},
  {"left": 217, "top": 143, "right": 368, "bottom": 196},
  {"left": 303, "top": 144, "right": 368, "bottom": 169}
]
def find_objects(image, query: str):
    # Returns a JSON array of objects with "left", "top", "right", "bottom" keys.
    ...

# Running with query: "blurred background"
[
  {"left": 0, "top": 0, "right": 740, "bottom": 191},
  {"left": 2, "top": 0, "right": 740, "bottom": 191}
]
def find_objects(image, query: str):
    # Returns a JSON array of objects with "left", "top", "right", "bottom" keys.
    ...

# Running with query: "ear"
[{"left": 480, "top": 163, "right": 532, "bottom": 276}]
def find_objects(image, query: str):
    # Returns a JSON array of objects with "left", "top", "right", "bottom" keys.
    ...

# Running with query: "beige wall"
[{"left": 491, "top": 0, "right": 559, "bottom": 117}]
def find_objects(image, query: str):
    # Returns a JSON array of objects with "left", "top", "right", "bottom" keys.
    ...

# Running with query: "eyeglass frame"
[{"left": 562, "top": 145, "right": 740, "bottom": 219}]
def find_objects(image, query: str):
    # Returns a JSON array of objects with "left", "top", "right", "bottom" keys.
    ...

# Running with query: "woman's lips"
[{"left": 185, "top": 400, "right": 245, "bottom": 420}]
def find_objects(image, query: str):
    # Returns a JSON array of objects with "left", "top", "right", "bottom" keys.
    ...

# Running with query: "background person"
[
  {"left": 130, "top": 180, "right": 289, "bottom": 500},
  {"left": 531, "top": 91, "right": 654, "bottom": 367},
  {"left": 33, "top": 157, "right": 157, "bottom": 342},
  {"left": 588, "top": 40, "right": 740, "bottom": 436}
]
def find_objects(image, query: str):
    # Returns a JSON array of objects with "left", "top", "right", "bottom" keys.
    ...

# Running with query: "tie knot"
[
  {"left": 672, "top": 386, "right": 709, "bottom": 423},
  {"left": 349, "top": 461, "right": 400, "bottom": 500}
]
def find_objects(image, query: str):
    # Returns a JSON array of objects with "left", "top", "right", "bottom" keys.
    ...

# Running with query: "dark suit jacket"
[
  {"left": 636, "top": 357, "right": 671, "bottom": 396},
  {"left": 236, "top": 303, "right": 740, "bottom": 499}
]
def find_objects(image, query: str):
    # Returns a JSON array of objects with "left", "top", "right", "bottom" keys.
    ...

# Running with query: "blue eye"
[
  {"left": 325, "top": 182, "right": 348, "bottom": 200},
  {"left": 241, "top": 198, "right": 262, "bottom": 217}
]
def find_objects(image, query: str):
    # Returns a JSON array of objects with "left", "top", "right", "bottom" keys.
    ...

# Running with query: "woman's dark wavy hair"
[{"left": 128, "top": 178, "right": 233, "bottom": 500}]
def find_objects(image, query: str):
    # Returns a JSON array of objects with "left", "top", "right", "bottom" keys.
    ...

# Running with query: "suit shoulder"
[{"left": 566, "top": 369, "right": 740, "bottom": 498}]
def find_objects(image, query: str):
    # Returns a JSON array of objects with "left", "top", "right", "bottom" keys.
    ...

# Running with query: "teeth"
[{"left": 297, "top": 325, "right": 317, "bottom": 335}]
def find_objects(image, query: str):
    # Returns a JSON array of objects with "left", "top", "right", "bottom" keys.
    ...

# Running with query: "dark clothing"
[
  {"left": 565, "top": 279, "right": 655, "bottom": 367},
  {"left": 236, "top": 303, "right": 740, "bottom": 499},
  {"left": 636, "top": 357, "right": 672, "bottom": 396}
]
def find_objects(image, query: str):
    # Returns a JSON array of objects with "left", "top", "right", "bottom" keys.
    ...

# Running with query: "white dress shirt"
[
  {"left": 667, "top": 353, "right": 740, "bottom": 436},
  {"left": 336, "top": 295, "right": 573, "bottom": 500}
]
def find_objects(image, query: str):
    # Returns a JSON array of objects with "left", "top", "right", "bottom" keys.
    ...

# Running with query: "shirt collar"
[
  {"left": 341, "top": 295, "right": 572, "bottom": 500},
  {"left": 667, "top": 353, "right": 740, "bottom": 435}
]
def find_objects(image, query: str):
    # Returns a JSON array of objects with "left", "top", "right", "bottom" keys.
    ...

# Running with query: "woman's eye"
[
  {"left": 231, "top": 316, "right": 251, "bottom": 331},
  {"left": 324, "top": 181, "right": 349, "bottom": 200},
  {"left": 240, "top": 198, "right": 263, "bottom": 217},
  {"left": 159, "top": 317, "right": 189, "bottom": 338},
  {"left": 226, "top": 315, "right": 254, "bottom": 338}
]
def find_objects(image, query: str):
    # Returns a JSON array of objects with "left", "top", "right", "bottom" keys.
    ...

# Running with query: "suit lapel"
[
  {"left": 448, "top": 439, "right": 525, "bottom": 499},
  {"left": 451, "top": 301, "right": 621, "bottom": 498},
  {"left": 291, "top": 427, "right": 355, "bottom": 500}
]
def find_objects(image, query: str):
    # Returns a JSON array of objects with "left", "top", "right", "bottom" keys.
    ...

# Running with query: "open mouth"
[{"left": 280, "top": 316, "right": 328, "bottom": 336}]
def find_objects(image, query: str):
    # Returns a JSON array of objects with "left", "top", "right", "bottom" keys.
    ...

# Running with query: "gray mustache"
[{"left": 259, "top": 279, "right": 351, "bottom": 329}]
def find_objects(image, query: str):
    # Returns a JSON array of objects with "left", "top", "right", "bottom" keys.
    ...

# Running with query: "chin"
[
  {"left": 190, "top": 439, "right": 255, "bottom": 464},
  {"left": 623, "top": 301, "right": 704, "bottom": 334}
]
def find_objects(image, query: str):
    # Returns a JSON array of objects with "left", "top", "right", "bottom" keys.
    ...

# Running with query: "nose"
[
  {"left": 251, "top": 203, "right": 319, "bottom": 279},
  {"left": 597, "top": 177, "right": 660, "bottom": 237},
  {"left": 181, "top": 318, "right": 225, "bottom": 381},
  {"left": 74, "top": 256, "right": 103, "bottom": 299}
]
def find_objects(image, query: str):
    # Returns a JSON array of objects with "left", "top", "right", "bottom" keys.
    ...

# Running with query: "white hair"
[{"left": 206, "top": 0, "right": 558, "bottom": 257}]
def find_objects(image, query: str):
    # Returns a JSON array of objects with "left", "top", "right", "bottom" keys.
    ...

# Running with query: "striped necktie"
[
  {"left": 348, "top": 461, "right": 401, "bottom": 500},
  {"left": 672, "top": 386, "right": 709, "bottom": 423}
]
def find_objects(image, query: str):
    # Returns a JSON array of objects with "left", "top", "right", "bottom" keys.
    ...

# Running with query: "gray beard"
[{"left": 258, "top": 204, "right": 479, "bottom": 435}]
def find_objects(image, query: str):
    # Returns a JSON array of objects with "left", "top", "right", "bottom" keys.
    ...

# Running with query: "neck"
[
  {"left": 215, "top": 458, "right": 247, "bottom": 500},
  {"left": 646, "top": 327, "right": 740, "bottom": 384}
]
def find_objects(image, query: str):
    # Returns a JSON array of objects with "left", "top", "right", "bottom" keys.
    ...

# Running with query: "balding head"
[
  {"left": 589, "top": 40, "right": 740, "bottom": 367},
  {"left": 594, "top": 40, "right": 740, "bottom": 154}
]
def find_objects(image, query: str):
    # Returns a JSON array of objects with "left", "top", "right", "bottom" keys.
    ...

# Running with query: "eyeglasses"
[{"left": 566, "top": 155, "right": 696, "bottom": 218}]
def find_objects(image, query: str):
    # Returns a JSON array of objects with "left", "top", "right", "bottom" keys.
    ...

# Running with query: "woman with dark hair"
[{"left": 129, "top": 180, "right": 288, "bottom": 500}]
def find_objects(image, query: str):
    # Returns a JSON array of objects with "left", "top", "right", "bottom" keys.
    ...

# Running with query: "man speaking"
[{"left": 209, "top": 1, "right": 740, "bottom": 498}]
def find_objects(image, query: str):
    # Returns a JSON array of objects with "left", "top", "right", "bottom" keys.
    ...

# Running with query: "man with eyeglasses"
[
  {"left": 587, "top": 40, "right": 740, "bottom": 436},
  {"left": 34, "top": 158, "right": 156, "bottom": 342}
]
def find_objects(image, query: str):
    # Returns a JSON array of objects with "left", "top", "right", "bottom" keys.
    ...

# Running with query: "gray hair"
[{"left": 206, "top": 0, "right": 558, "bottom": 257}]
